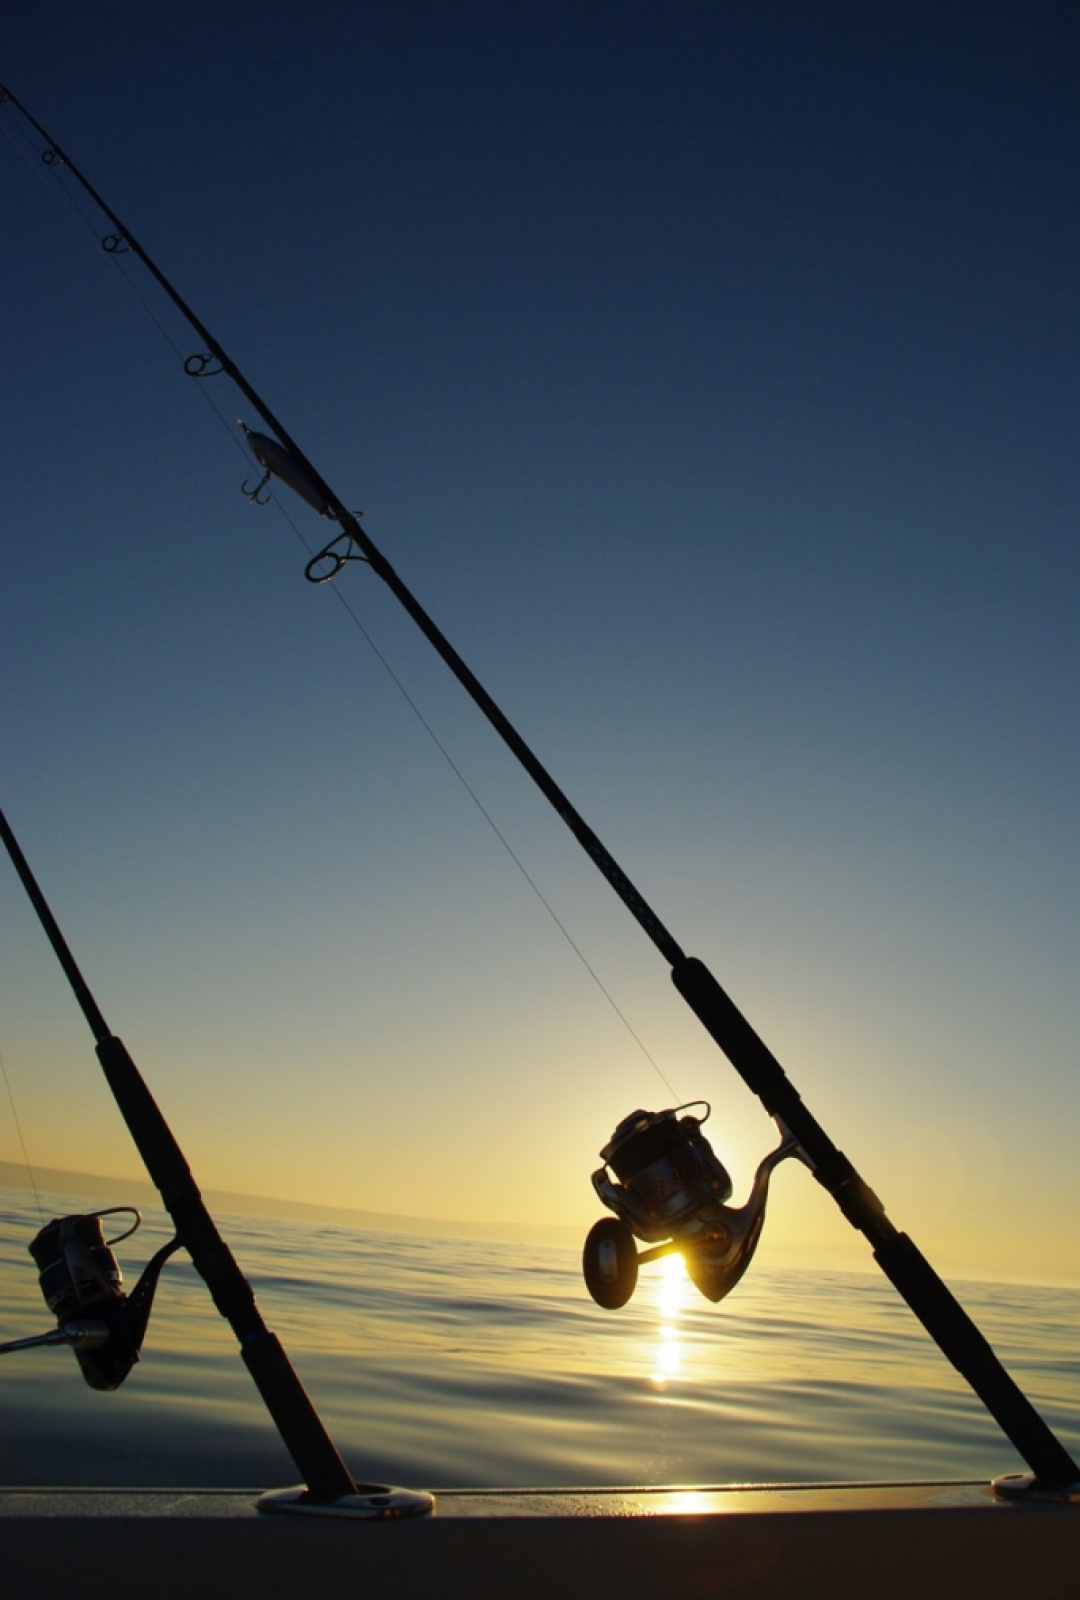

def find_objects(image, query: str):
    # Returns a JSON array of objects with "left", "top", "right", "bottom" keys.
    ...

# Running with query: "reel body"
[
  {"left": 21, "top": 1209, "right": 179, "bottom": 1389},
  {"left": 583, "top": 1104, "right": 801, "bottom": 1308}
]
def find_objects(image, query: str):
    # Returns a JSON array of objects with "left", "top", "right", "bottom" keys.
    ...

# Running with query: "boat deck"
[{"left": 4, "top": 1481, "right": 1078, "bottom": 1599}]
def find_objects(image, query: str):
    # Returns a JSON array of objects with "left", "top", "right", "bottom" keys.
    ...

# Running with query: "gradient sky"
[{"left": 2, "top": 2, "right": 1077, "bottom": 1285}]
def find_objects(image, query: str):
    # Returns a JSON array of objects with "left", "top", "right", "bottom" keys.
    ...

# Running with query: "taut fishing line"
[
  {"left": 0, "top": 1045, "right": 44, "bottom": 1223},
  {"left": 1, "top": 88, "right": 678, "bottom": 1103},
  {"left": 321, "top": 580, "right": 681, "bottom": 1101}
]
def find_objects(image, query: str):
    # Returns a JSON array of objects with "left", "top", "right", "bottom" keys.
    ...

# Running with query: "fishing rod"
[
  {"left": 0, "top": 806, "right": 433, "bottom": 1518},
  {"left": 2, "top": 85, "right": 1076, "bottom": 1495}
]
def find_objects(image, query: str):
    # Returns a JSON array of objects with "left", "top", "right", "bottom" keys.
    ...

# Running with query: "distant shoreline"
[
  {"left": 5, "top": 1161, "right": 1075, "bottom": 1288},
  {"left": 0, "top": 1160, "right": 579, "bottom": 1246}
]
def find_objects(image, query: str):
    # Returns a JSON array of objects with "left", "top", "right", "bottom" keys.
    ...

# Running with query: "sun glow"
[{"left": 650, "top": 1252, "right": 688, "bottom": 1386}]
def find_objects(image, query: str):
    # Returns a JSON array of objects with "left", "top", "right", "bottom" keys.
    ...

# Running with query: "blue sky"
[{"left": 2, "top": 2, "right": 1078, "bottom": 1283}]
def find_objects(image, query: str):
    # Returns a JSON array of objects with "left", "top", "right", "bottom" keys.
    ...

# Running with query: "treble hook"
[
  {"left": 304, "top": 531, "right": 368, "bottom": 584},
  {"left": 242, "top": 470, "right": 273, "bottom": 507}
]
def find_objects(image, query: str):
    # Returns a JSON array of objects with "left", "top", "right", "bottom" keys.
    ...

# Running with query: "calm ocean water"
[{"left": 2, "top": 1186, "right": 1077, "bottom": 1490}]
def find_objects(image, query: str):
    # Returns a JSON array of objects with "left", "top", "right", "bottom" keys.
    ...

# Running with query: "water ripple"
[{"left": 2, "top": 1188, "right": 1077, "bottom": 1488}]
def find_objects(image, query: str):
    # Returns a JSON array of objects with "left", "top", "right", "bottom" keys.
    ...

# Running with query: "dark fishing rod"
[
  {"left": 0, "top": 805, "right": 432, "bottom": 1516},
  {"left": 3, "top": 85, "right": 1076, "bottom": 1493}
]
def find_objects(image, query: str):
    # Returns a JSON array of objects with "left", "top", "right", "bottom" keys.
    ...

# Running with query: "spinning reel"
[
  {"left": 0, "top": 1207, "right": 180, "bottom": 1390},
  {"left": 583, "top": 1103, "right": 805, "bottom": 1308}
]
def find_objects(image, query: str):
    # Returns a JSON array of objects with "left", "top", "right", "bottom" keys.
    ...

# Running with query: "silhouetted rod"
[{"left": 0, "top": 804, "right": 356, "bottom": 1501}]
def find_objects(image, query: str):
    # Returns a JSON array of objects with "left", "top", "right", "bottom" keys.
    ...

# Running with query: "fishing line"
[
  {"left": 229, "top": 468, "right": 682, "bottom": 1092},
  {"left": 3, "top": 95, "right": 679, "bottom": 1100},
  {"left": 317, "top": 573, "right": 682, "bottom": 1102},
  {"left": 0, "top": 106, "right": 67, "bottom": 200},
  {"left": 252, "top": 486, "right": 682, "bottom": 1097},
  {"left": 0, "top": 116, "right": 255, "bottom": 467},
  {"left": 0, "top": 1045, "right": 45, "bottom": 1224}
]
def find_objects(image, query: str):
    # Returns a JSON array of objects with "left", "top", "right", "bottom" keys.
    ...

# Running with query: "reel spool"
[{"left": 17, "top": 1207, "right": 181, "bottom": 1389}]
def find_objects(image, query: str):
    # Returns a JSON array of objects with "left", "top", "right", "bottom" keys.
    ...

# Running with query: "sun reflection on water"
[{"left": 650, "top": 1253, "right": 687, "bottom": 1387}]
